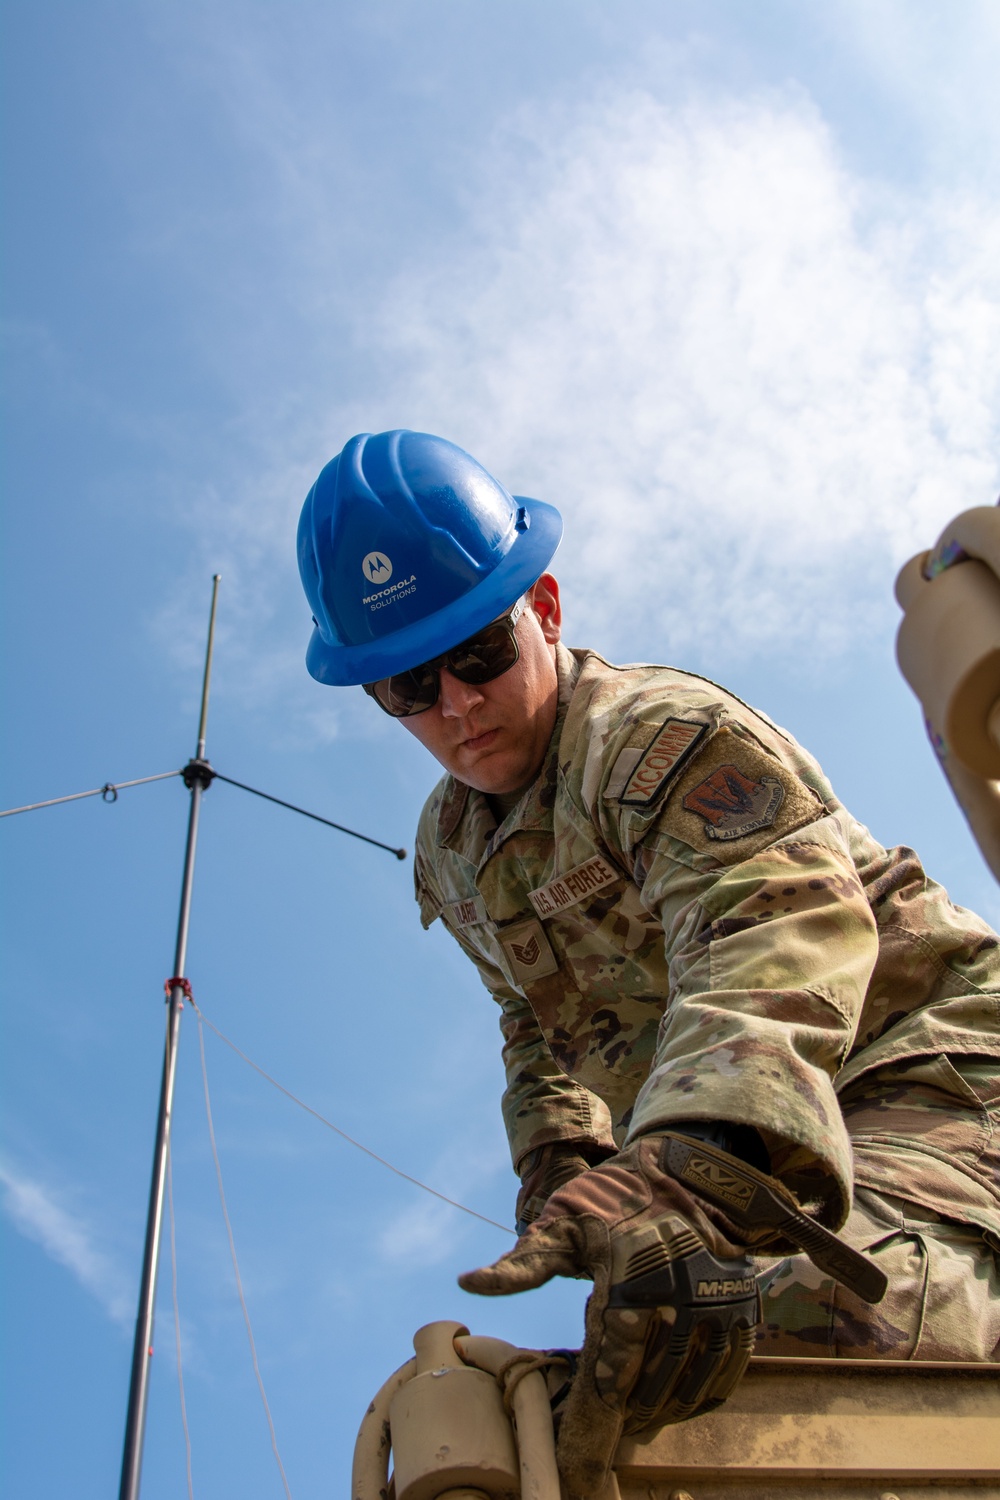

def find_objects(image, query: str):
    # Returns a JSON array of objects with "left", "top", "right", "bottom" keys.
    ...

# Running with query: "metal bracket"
[{"left": 182, "top": 758, "right": 216, "bottom": 792}]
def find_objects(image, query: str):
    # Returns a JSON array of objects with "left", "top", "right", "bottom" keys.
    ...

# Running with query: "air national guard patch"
[
  {"left": 612, "top": 718, "right": 709, "bottom": 807},
  {"left": 660, "top": 726, "right": 825, "bottom": 863},
  {"left": 682, "top": 764, "right": 784, "bottom": 842}
]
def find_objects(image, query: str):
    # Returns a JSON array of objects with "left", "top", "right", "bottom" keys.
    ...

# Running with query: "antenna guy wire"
[
  {"left": 191, "top": 999, "right": 514, "bottom": 1237},
  {"left": 196, "top": 1012, "right": 293, "bottom": 1500},
  {"left": 167, "top": 1149, "right": 195, "bottom": 1500}
]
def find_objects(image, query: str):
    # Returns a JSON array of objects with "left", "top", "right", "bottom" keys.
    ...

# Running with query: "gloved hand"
[
  {"left": 461, "top": 1132, "right": 887, "bottom": 1498},
  {"left": 515, "top": 1141, "right": 617, "bottom": 1235},
  {"left": 463, "top": 1133, "right": 757, "bottom": 1495}
]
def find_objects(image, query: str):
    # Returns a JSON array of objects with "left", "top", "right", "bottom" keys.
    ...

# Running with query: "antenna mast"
[{"left": 119, "top": 574, "right": 221, "bottom": 1500}]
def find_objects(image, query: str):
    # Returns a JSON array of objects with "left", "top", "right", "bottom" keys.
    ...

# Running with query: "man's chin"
[
  {"left": 454, "top": 755, "right": 527, "bottom": 797},
  {"left": 459, "top": 771, "right": 513, "bottom": 795}
]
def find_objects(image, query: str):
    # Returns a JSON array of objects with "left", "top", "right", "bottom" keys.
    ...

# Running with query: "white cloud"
[
  {"left": 156, "top": 68, "right": 1000, "bottom": 704},
  {"left": 0, "top": 1159, "right": 132, "bottom": 1325},
  {"left": 374, "top": 1138, "right": 512, "bottom": 1268},
  {"left": 376, "top": 1197, "right": 462, "bottom": 1268},
  {"left": 829, "top": 0, "right": 1000, "bottom": 177},
  {"left": 350, "top": 88, "right": 999, "bottom": 667}
]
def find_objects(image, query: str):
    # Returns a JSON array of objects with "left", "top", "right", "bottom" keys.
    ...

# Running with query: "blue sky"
[{"left": 2, "top": 3, "right": 999, "bottom": 1496}]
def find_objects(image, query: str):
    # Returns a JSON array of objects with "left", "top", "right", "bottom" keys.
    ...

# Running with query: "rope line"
[
  {"left": 167, "top": 1147, "right": 195, "bottom": 1500},
  {"left": 497, "top": 1351, "right": 571, "bottom": 1417},
  {"left": 0, "top": 770, "right": 181, "bottom": 818},
  {"left": 211, "top": 773, "right": 407, "bottom": 859},
  {"left": 196, "top": 1012, "right": 293, "bottom": 1500},
  {"left": 191, "top": 1000, "right": 514, "bottom": 1238}
]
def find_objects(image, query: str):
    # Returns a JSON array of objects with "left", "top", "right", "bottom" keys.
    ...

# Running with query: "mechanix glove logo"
[
  {"left": 679, "top": 1151, "right": 756, "bottom": 1212},
  {"left": 605, "top": 1214, "right": 760, "bottom": 1438},
  {"left": 663, "top": 1134, "right": 888, "bottom": 1307}
]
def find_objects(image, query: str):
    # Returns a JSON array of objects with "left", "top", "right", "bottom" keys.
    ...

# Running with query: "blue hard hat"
[{"left": 297, "top": 430, "right": 563, "bottom": 685}]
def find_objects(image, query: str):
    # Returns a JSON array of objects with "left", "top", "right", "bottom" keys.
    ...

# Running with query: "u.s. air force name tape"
[{"left": 528, "top": 855, "right": 618, "bottom": 919}]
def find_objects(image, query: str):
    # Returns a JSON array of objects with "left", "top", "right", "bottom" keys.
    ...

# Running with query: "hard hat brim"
[{"left": 304, "top": 496, "right": 564, "bottom": 686}]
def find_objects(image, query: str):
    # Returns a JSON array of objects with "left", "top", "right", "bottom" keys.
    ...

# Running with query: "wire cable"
[
  {"left": 1, "top": 764, "right": 406, "bottom": 862},
  {"left": 211, "top": 773, "right": 407, "bottom": 859},
  {"left": 191, "top": 999, "right": 515, "bottom": 1238},
  {"left": 167, "top": 1146, "right": 195, "bottom": 1500},
  {"left": 0, "top": 770, "right": 182, "bottom": 818},
  {"left": 196, "top": 1011, "right": 293, "bottom": 1500}
]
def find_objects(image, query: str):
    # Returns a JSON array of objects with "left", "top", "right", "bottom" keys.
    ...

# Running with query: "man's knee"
[{"left": 754, "top": 1188, "right": 1000, "bottom": 1361}]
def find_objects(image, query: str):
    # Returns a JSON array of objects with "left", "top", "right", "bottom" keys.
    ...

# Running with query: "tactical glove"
[
  {"left": 461, "top": 1132, "right": 887, "bottom": 1498},
  {"left": 515, "top": 1141, "right": 617, "bottom": 1236}
]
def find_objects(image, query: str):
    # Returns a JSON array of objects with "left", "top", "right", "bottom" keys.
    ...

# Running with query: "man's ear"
[{"left": 529, "top": 573, "right": 562, "bottom": 644}]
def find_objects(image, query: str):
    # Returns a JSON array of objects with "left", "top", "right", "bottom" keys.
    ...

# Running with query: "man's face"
[{"left": 396, "top": 574, "right": 562, "bottom": 795}]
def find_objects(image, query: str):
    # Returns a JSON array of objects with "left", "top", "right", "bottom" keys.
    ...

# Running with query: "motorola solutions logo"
[
  {"left": 362, "top": 552, "right": 392, "bottom": 584},
  {"left": 361, "top": 550, "right": 418, "bottom": 611}
]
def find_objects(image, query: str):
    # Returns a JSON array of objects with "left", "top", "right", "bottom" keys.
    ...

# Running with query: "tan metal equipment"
[
  {"left": 353, "top": 1321, "right": 999, "bottom": 1499},
  {"left": 896, "top": 504, "right": 1000, "bottom": 879}
]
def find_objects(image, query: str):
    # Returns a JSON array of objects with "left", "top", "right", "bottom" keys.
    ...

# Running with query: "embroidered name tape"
[
  {"left": 448, "top": 894, "right": 489, "bottom": 929},
  {"left": 619, "top": 718, "right": 708, "bottom": 807},
  {"left": 528, "top": 855, "right": 618, "bottom": 919}
]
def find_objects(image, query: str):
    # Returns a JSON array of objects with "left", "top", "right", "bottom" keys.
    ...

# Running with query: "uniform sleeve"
[
  {"left": 414, "top": 840, "right": 616, "bottom": 1171},
  {"left": 613, "top": 733, "right": 880, "bottom": 1229},
  {"left": 490, "top": 970, "right": 617, "bottom": 1170}
]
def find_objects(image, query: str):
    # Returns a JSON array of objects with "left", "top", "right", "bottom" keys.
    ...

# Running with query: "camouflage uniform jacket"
[{"left": 414, "top": 645, "right": 1000, "bottom": 1238}]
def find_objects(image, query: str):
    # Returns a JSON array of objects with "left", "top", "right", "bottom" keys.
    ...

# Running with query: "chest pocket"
[{"left": 504, "top": 870, "right": 669, "bottom": 1102}]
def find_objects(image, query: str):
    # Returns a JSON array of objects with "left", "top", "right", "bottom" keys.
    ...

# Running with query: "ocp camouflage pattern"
[
  {"left": 755, "top": 1184, "right": 1000, "bottom": 1358},
  {"left": 413, "top": 646, "right": 1000, "bottom": 1244}
]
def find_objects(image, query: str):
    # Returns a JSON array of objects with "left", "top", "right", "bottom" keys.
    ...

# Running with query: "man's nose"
[{"left": 437, "top": 668, "right": 485, "bottom": 717}]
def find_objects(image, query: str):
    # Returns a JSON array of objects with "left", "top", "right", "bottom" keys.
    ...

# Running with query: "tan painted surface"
[{"left": 615, "top": 1356, "right": 999, "bottom": 1495}]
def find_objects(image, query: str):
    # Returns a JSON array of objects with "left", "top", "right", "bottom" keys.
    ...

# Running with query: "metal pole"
[
  {"left": 196, "top": 575, "right": 220, "bottom": 761},
  {"left": 119, "top": 575, "right": 221, "bottom": 1500}
]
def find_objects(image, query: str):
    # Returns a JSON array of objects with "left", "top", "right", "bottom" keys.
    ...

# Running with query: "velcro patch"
[
  {"left": 611, "top": 718, "right": 709, "bottom": 807},
  {"left": 528, "top": 856, "right": 618, "bottom": 919},
  {"left": 659, "top": 726, "right": 824, "bottom": 863},
  {"left": 497, "top": 917, "right": 559, "bottom": 986},
  {"left": 683, "top": 764, "right": 784, "bottom": 842},
  {"left": 448, "top": 894, "right": 489, "bottom": 929}
]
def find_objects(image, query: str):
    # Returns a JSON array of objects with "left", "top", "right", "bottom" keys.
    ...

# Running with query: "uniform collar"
[{"left": 435, "top": 643, "right": 583, "bottom": 862}]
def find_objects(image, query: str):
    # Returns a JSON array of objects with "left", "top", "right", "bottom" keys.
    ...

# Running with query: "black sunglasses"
[{"left": 363, "top": 599, "right": 526, "bottom": 718}]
